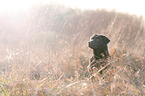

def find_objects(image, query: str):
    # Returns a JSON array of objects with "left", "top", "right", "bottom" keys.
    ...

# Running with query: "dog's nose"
[
  {"left": 88, "top": 41, "right": 91, "bottom": 43},
  {"left": 88, "top": 41, "right": 92, "bottom": 44},
  {"left": 88, "top": 41, "right": 93, "bottom": 47}
]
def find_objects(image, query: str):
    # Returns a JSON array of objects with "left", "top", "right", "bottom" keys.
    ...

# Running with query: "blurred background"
[
  {"left": 0, "top": 0, "right": 144, "bottom": 95},
  {"left": 0, "top": 0, "right": 144, "bottom": 54}
]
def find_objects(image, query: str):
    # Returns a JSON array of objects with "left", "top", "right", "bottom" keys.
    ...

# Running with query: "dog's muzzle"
[{"left": 88, "top": 41, "right": 93, "bottom": 48}]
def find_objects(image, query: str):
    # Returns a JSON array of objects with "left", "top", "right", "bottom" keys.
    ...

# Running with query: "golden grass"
[{"left": 0, "top": 4, "right": 145, "bottom": 96}]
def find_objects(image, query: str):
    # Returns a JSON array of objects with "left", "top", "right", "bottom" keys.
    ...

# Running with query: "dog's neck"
[
  {"left": 93, "top": 48, "right": 109, "bottom": 60},
  {"left": 93, "top": 49, "right": 103, "bottom": 60}
]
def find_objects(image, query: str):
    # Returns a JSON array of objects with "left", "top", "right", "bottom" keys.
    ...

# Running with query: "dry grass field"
[{"left": 0, "top": 4, "right": 145, "bottom": 96}]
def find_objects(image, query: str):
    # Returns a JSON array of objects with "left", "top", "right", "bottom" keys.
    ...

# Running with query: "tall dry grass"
[{"left": 0, "top": 4, "right": 145, "bottom": 96}]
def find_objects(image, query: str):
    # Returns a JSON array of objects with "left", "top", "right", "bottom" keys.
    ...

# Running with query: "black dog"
[{"left": 88, "top": 34, "right": 110, "bottom": 74}]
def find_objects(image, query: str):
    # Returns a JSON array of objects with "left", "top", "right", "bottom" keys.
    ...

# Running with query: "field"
[{"left": 0, "top": 4, "right": 145, "bottom": 96}]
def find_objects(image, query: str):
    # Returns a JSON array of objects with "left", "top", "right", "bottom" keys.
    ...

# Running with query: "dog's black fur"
[{"left": 88, "top": 34, "right": 110, "bottom": 74}]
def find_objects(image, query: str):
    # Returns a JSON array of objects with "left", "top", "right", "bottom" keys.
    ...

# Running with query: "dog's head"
[{"left": 88, "top": 34, "right": 110, "bottom": 49}]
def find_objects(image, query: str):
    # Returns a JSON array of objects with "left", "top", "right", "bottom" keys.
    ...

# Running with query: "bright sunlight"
[
  {"left": 0, "top": 0, "right": 144, "bottom": 96},
  {"left": 0, "top": 0, "right": 38, "bottom": 12},
  {"left": 0, "top": 0, "right": 144, "bottom": 16}
]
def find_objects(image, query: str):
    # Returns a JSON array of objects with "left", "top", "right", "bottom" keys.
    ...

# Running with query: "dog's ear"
[{"left": 99, "top": 35, "right": 110, "bottom": 44}]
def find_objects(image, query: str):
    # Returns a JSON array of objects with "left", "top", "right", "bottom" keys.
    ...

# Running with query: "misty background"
[{"left": 0, "top": 1, "right": 145, "bottom": 96}]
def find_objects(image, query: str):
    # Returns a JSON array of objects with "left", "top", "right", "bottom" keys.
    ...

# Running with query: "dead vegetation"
[{"left": 0, "top": 4, "right": 145, "bottom": 96}]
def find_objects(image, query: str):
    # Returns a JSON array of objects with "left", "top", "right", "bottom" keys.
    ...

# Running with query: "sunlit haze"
[
  {"left": 48, "top": 0, "right": 145, "bottom": 16},
  {"left": 0, "top": 0, "right": 144, "bottom": 95},
  {"left": 0, "top": 0, "right": 34, "bottom": 12},
  {"left": 0, "top": 0, "right": 144, "bottom": 16}
]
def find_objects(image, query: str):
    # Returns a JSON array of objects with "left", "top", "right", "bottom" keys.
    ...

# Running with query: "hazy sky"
[
  {"left": 50, "top": 0, "right": 144, "bottom": 16},
  {"left": 0, "top": 0, "right": 144, "bottom": 16}
]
